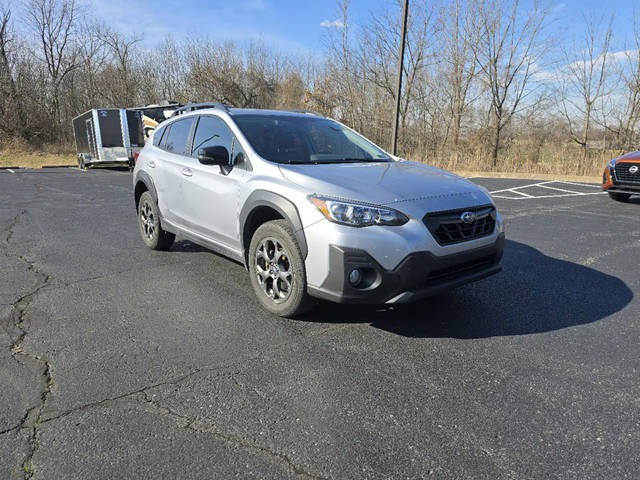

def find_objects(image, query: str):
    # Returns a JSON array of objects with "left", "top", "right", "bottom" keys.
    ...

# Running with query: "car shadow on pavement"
[{"left": 304, "top": 240, "right": 634, "bottom": 338}]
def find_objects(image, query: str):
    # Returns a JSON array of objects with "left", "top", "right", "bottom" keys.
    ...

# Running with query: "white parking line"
[
  {"left": 535, "top": 184, "right": 583, "bottom": 194},
  {"left": 552, "top": 180, "right": 601, "bottom": 188},
  {"left": 489, "top": 181, "right": 555, "bottom": 194},
  {"left": 489, "top": 180, "right": 605, "bottom": 200},
  {"left": 7, "top": 169, "right": 15, "bottom": 173}
]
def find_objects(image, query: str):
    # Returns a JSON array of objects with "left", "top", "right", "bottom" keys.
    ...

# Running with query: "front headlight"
[
  {"left": 308, "top": 195, "right": 409, "bottom": 227},
  {"left": 609, "top": 159, "right": 618, "bottom": 168}
]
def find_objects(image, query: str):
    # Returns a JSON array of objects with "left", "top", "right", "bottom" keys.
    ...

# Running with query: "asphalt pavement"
[{"left": 1, "top": 168, "right": 638, "bottom": 479}]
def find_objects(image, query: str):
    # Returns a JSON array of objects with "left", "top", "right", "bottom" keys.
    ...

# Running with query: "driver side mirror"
[{"left": 198, "top": 146, "right": 229, "bottom": 166}]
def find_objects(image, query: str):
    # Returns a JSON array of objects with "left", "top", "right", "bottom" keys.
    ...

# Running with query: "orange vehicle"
[{"left": 602, "top": 151, "right": 640, "bottom": 202}]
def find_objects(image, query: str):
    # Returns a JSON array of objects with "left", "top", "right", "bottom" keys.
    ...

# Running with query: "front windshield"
[{"left": 233, "top": 114, "right": 392, "bottom": 164}]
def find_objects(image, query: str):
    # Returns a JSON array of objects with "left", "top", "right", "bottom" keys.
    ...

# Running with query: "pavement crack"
[
  {"left": 21, "top": 362, "right": 53, "bottom": 479},
  {"left": 3, "top": 209, "right": 25, "bottom": 246},
  {"left": 135, "top": 395, "right": 329, "bottom": 480},
  {"left": 0, "top": 209, "right": 56, "bottom": 479},
  {"left": 38, "top": 359, "right": 258, "bottom": 425}
]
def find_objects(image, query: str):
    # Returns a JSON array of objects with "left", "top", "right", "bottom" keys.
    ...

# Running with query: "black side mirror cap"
[{"left": 198, "top": 146, "right": 229, "bottom": 166}]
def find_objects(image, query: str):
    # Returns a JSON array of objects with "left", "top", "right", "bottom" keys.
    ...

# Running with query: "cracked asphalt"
[{"left": 1, "top": 168, "right": 639, "bottom": 479}]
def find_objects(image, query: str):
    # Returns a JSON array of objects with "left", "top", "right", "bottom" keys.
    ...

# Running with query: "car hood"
[
  {"left": 617, "top": 151, "right": 640, "bottom": 161},
  {"left": 278, "top": 160, "right": 492, "bottom": 216}
]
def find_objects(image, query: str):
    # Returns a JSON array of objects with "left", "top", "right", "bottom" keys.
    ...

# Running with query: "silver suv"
[{"left": 133, "top": 103, "right": 505, "bottom": 316}]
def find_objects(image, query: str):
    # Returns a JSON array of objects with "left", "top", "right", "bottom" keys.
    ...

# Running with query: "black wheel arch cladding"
[
  {"left": 134, "top": 171, "right": 158, "bottom": 211},
  {"left": 240, "top": 190, "right": 308, "bottom": 263}
]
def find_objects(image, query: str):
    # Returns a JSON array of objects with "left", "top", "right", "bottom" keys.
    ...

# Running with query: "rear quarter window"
[{"left": 152, "top": 126, "right": 165, "bottom": 146}]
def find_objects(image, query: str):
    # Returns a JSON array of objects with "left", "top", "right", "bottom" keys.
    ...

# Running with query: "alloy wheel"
[
  {"left": 140, "top": 200, "right": 156, "bottom": 240},
  {"left": 255, "top": 237, "right": 293, "bottom": 303}
]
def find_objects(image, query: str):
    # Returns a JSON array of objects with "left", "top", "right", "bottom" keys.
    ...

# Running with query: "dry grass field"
[{"left": 0, "top": 142, "right": 613, "bottom": 182}]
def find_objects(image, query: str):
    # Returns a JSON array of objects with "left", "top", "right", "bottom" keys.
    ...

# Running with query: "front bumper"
[
  {"left": 307, "top": 233, "right": 504, "bottom": 304},
  {"left": 602, "top": 165, "right": 640, "bottom": 194}
]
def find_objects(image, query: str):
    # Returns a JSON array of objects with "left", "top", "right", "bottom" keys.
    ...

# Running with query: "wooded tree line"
[{"left": 1, "top": 0, "right": 640, "bottom": 174}]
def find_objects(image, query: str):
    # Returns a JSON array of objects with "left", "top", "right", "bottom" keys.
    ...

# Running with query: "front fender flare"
[{"left": 240, "top": 190, "right": 308, "bottom": 261}]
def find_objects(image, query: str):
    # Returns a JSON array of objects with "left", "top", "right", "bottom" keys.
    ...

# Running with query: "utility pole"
[{"left": 391, "top": 0, "right": 409, "bottom": 156}]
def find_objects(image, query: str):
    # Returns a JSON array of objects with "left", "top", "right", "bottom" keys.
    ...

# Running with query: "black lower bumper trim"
[
  {"left": 606, "top": 185, "right": 640, "bottom": 195},
  {"left": 307, "top": 233, "right": 505, "bottom": 304}
]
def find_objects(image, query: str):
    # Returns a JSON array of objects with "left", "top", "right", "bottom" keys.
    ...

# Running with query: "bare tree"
[
  {"left": 0, "top": 7, "right": 23, "bottom": 137},
  {"left": 473, "top": 0, "right": 550, "bottom": 166},
  {"left": 24, "top": 0, "right": 79, "bottom": 138},
  {"left": 360, "top": 1, "right": 434, "bottom": 147},
  {"left": 438, "top": 0, "right": 480, "bottom": 148},
  {"left": 98, "top": 28, "right": 141, "bottom": 106},
  {"left": 601, "top": 13, "right": 640, "bottom": 150},
  {"left": 559, "top": 15, "right": 614, "bottom": 160}
]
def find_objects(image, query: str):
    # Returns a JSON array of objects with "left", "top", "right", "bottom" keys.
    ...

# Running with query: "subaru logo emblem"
[
  {"left": 460, "top": 211, "right": 476, "bottom": 224},
  {"left": 630, "top": 165, "right": 639, "bottom": 174}
]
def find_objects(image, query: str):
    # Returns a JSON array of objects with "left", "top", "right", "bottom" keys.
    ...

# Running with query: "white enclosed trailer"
[{"left": 72, "top": 108, "right": 144, "bottom": 169}]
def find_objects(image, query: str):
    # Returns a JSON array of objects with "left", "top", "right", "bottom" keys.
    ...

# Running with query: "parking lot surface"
[{"left": 1, "top": 168, "right": 639, "bottom": 479}]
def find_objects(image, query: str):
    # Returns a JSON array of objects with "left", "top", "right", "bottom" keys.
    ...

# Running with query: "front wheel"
[
  {"left": 137, "top": 191, "right": 175, "bottom": 250},
  {"left": 608, "top": 192, "right": 631, "bottom": 202},
  {"left": 248, "top": 220, "right": 314, "bottom": 317}
]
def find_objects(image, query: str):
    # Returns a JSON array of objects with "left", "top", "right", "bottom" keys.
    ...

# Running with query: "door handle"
[
  {"left": 181, "top": 167, "right": 192, "bottom": 177},
  {"left": 147, "top": 160, "right": 156, "bottom": 168}
]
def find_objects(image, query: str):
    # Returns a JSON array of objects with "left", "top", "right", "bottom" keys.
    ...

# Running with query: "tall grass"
[{"left": 411, "top": 142, "right": 617, "bottom": 178}]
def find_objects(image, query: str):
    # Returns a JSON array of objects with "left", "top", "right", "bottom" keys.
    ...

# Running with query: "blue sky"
[
  {"left": 89, "top": 0, "right": 384, "bottom": 55},
  {"left": 88, "top": 0, "right": 640, "bottom": 56}
]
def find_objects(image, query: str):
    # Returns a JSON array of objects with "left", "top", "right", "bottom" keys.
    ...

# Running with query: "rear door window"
[{"left": 164, "top": 118, "right": 194, "bottom": 155}]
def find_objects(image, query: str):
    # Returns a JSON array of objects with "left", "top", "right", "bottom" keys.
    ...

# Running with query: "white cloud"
[
  {"left": 531, "top": 49, "right": 640, "bottom": 84},
  {"left": 320, "top": 19, "right": 345, "bottom": 29}
]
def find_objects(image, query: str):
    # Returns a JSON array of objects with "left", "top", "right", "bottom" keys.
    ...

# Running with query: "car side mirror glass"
[{"left": 198, "top": 146, "right": 229, "bottom": 166}]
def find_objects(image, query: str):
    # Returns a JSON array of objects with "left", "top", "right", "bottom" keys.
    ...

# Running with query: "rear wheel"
[
  {"left": 608, "top": 192, "right": 631, "bottom": 202},
  {"left": 248, "top": 220, "right": 314, "bottom": 317},
  {"left": 137, "top": 191, "right": 175, "bottom": 250}
]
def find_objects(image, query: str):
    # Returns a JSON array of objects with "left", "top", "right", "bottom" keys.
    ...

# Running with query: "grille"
[
  {"left": 614, "top": 162, "right": 640, "bottom": 184},
  {"left": 423, "top": 205, "right": 496, "bottom": 246}
]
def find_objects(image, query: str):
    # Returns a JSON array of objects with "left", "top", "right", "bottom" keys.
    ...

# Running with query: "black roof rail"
[
  {"left": 171, "top": 102, "right": 234, "bottom": 117},
  {"left": 289, "top": 109, "right": 323, "bottom": 117}
]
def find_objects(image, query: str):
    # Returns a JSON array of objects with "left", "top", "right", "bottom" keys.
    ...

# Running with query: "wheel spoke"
[
  {"left": 256, "top": 265, "right": 269, "bottom": 283},
  {"left": 273, "top": 242, "right": 283, "bottom": 260},
  {"left": 256, "top": 246, "right": 268, "bottom": 262},
  {"left": 279, "top": 271, "right": 292, "bottom": 286},
  {"left": 272, "top": 278, "right": 282, "bottom": 299}
]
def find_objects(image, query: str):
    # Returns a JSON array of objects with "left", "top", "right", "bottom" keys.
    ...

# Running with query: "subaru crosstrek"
[
  {"left": 133, "top": 103, "right": 505, "bottom": 316},
  {"left": 602, "top": 151, "right": 640, "bottom": 201}
]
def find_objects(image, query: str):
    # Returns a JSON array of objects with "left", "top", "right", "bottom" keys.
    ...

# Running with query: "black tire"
[
  {"left": 137, "top": 191, "right": 175, "bottom": 250},
  {"left": 248, "top": 219, "right": 314, "bottom": 317},
  {"left": 608, "top": 192, "right": 631, "bottom": 202}
]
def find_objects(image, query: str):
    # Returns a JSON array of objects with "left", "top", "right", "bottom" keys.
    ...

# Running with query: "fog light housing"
[{"left": 348, "top": 268, "right": 362, "bottom": 287}]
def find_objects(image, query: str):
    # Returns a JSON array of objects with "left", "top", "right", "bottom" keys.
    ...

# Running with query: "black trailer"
[{"left": 72, "top": 109, "right": 144, "bottom": 169}]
